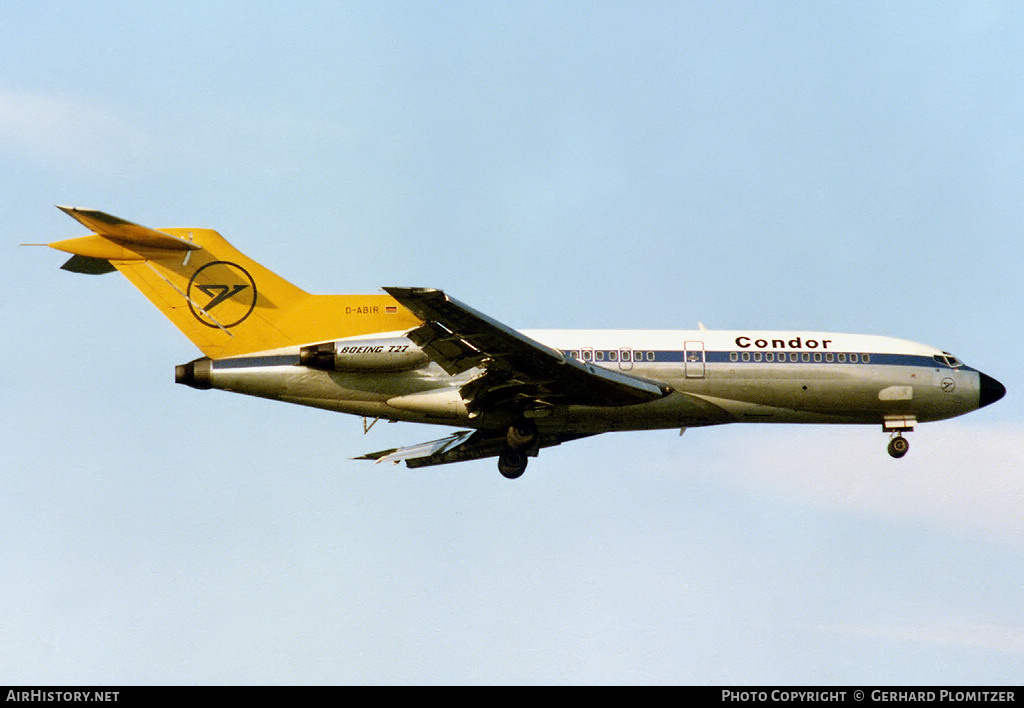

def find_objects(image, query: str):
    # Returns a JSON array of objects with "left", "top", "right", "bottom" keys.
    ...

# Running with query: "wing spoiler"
[{"left": 385, "top": 287, "right": 672, "bottom": 409}]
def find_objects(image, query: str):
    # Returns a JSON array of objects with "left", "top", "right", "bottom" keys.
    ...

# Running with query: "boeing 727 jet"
[{"left": 42, "top": 207, "right": 1005, "bottom": 478}]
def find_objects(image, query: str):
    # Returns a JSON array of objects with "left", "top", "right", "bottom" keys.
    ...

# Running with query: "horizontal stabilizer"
[
  {"left": 56, "top": 205, "right": 201, "bottom": 252},
  {"left": 60, "top": 254, "right": 117, "bottom": 275}
]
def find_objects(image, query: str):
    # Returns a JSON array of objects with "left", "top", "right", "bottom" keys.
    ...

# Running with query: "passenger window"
[
  {"left": 838, "top": 353, "right": 846, "bottom": 363},
  {"left": 801, "top": 352, "right": 810, "bottom": 362},
  {"left": 609, "top": 351, "right": 618, "bottom": 361},
  {"left": 741, "top": 352, "right": 750, "bottom": 362},
  {"left": 766, "top": 352, "right": 774, "bottom": 362},
  {"left": 596, "top": 351, "right": 604, "bottom": 362},
  {"left": 814, "top": 353, "right": 822, "bottom": 363},
  {"left": 825, "top": 353, "right": 834, "bottom": 363},
  {"left": 647, "top": 351, "right": 655, "bottom": 362},
  {"left": 730, "top": 352, "right": 738, "bottom": 362},
  {"left": 850, "top": 353, "right": 859, "bottom": 363},
  {"left": 753, "top": 352, "right": 762, "bottom": 362},
  {"left": 790, "top": 353, "right": 799, "bottom": 362},
  {"left": 582, "top": 349, "right": 593, "bottom": 362},
  {"left": 862, "top": 353, "right": 870, "bottom": 364}
]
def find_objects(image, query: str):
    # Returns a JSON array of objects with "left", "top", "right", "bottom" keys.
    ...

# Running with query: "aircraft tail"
[{"left": 47, "top": 207, "right": 420, "bottom": 358}]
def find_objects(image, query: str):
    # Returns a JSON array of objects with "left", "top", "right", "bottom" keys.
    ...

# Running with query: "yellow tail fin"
[{"left": 48, "top": 207, "right": 420, "bottom": 358}]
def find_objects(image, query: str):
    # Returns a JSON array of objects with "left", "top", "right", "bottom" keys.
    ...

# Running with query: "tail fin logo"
[{"left": 186, "top": 260, "right": 258, "bottom": 329}]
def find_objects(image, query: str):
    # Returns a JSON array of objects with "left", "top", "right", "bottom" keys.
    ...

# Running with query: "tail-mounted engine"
[{"left": 299, "top": 337, "right": 430, "bottom": 373}]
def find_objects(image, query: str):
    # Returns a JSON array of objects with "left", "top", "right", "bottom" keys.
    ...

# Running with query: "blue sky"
[{"left": 2, "top": 1, "right": 1022, "bottom": 684}]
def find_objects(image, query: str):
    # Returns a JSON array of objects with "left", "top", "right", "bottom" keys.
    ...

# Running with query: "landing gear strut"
[
  {"left": 887, "top": 434, "right": 909, "bottom": 459},
  {"left": 498, "top": 419, "right": 538, "bottom": 479}
]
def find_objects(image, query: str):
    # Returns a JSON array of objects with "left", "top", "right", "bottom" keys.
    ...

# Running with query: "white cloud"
[
  {"left": 0, "top": 87, "right": 151, "bottom": 172},
  {"left": 695, "top": 422, "right": 1024, "bottom": 546}
]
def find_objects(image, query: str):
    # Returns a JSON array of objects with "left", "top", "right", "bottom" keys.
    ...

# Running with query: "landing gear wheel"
[
  {"left": 498, "top": 449, "right": 528, "bottom": 479},
  {"left": 506, "top": 419, "right": 538, "bottom": 451},
  {"left": 887, "top": 435, "right": 909, "bottom": 459}
]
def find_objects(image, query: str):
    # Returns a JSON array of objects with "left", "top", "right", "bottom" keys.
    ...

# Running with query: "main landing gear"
[
  {"left": 498, "top": 449, "right": 529, "bottom": 479},
  {"left": 498, "top": 419, "right": 538, "bottom": 479},
  {"left": 887, "top": 434, "right": 910, "bottom": 459}
]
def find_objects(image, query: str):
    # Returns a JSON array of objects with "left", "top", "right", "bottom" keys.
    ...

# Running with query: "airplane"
[{"left": 41, "top": 206, "right": 1005, "bottom": 479}]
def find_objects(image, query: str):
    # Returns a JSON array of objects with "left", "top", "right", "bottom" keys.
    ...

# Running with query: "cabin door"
[{"left": 684, "top": 340, "right": 705, "bottom": 378}]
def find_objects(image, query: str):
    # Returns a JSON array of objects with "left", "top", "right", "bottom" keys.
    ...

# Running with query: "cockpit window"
[{"left": 933, "top": 353, "right": 964, "bottom": 368}]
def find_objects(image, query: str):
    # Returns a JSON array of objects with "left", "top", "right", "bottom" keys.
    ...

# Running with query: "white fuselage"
[{"left": 187, "top": 328, "right": 986, "bottom": 435}]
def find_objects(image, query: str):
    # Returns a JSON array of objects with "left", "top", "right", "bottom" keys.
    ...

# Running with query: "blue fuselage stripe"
[
  {"left": 563, "top": 350, "right": 970, "bottom": 371},
  {"left": 209, "top": 350, "right": 972, "bottom": 373}
]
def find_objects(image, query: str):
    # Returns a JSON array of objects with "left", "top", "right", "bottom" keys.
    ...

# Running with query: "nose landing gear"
[
  {"left": 883, "top": 415, "right": 915, "bottom": 459},
  {"left": 887, "top": 434, "right": 909, "bottom": 459}
]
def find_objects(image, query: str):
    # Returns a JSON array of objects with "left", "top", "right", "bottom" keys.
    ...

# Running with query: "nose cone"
[{"left": 979, "top": 372, "right": 1006, "bottom": 409}]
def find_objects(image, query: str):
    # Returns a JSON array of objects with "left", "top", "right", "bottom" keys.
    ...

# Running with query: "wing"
[
  {"left": 383, "top": 287, "right": 672, "bottom": 416},
  {"left": 356, "top": 429, "right": 593, "bottom": 468}
]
